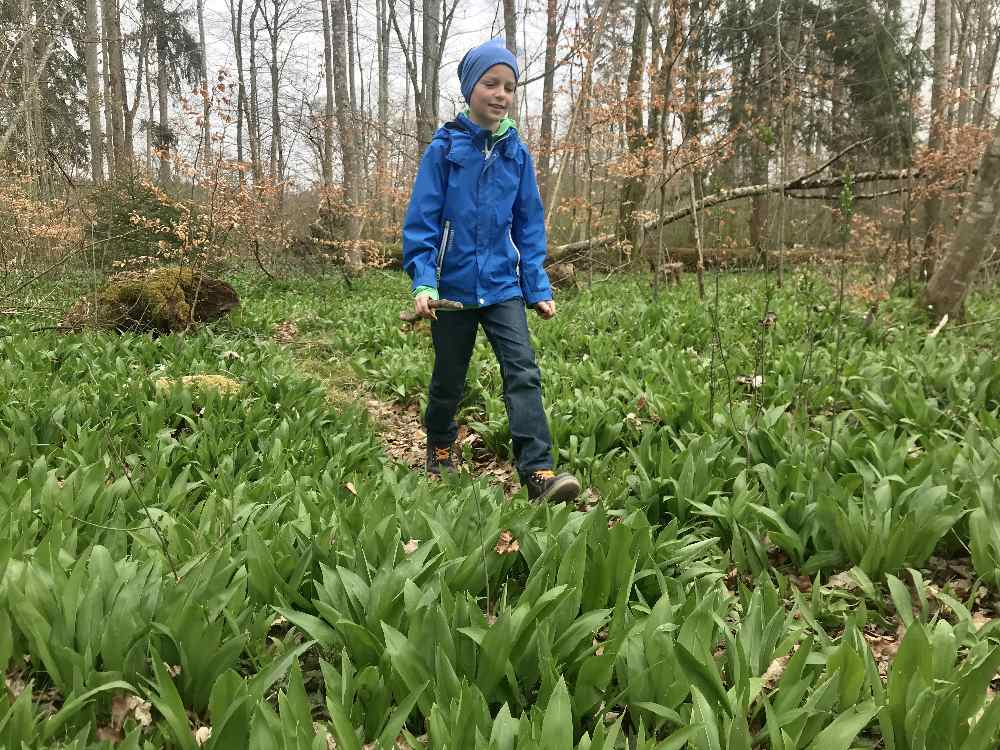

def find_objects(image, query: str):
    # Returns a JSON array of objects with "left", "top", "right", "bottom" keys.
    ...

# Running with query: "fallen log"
[{"left": 549, "top": 166, "right": 929, "bottom": 263}]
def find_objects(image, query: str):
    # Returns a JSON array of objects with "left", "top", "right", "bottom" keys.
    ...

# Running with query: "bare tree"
[
  {"left": 85, "top": 0, "right": 105, "bottom": 183},
  {"left": 101, "top": 0, "right": 128, "bottom": 176},
  {"left": 330, "top": 0, "right": 362, "bottom": 266},
  {"left": 923, "top": 0, "right": 952, "bottom": 272},
  {"left": 320, "top": 0, "right": 335, "bottom": 185},
  {"left": 388, "top": 0, "right": 457, "bottom": 150},
  {"left": 538, "top": 0, "right": 559, "bottom": 204},
  {"left": 197, "top": 0, "right": 212, "bottom": 168},
  {"left": 923, "top": 115, "right": 1000, "bottom": 318}
]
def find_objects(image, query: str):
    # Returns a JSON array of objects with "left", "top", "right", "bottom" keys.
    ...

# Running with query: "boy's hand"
[
  {"left": 414, "top": 293, "right": 437, "bottom": 320},
  {"left": 534, "top": 300, "right": 556, "bottom": 319}
]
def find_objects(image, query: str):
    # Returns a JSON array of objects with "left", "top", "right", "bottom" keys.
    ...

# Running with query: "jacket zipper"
[
  {"left": 508, "top": 227, "right": 521, "bottom": 279},
  {"left": 436, "top": 220, "right": 451, "bottom": 281}
]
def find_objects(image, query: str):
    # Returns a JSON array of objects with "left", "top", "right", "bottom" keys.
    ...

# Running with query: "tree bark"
[
  {"left": 267, "top": 0, "right": 283, "bottom": 191},
  {"left": 923, "top": 117, "right": 1000, "bottom": 318},
  {"left": 344, "top": 0, "right": 357, "bottom": 114},
  {"left": 502, "top": 0, "right": 518, "bottom": 114},
  {"left": 247, "top": 0, "right": 263, "bottom": 183},
  {"left": 320, "top": 0, "right": 335, "bottom": 185},
  {"left": 197, "top": 0, "right": 212, "bottom": 169},
  {"left": 330, "top": 0, "right": 362, "bottom": 267},
  {"left": 749, "top": 13, "right": 773, "bottom": 255},
  {"left": 923, "top": 0, "right": 952, "bottom": 272},
  {"left": 101, "top": 0, "right": 128, "bottom": 175},
  {"left": 85, "top": 0, "right": 104, "bottom": 183},
  {"left": 157, "top": 30, "right": 170, "bottom": 183},
  {"left": 375, "top": 0, "right": 390, "bottom": 215},
  {"left": 618, "top": 0, "right": 648, "bottom": 250},
  {"left": 973, "top": 31, "right": 999, "bottom": 128},
  {"left": 419, "top": 0, "right": 441, "bottom": 148},
  {"left": 538, "top": 0, "right": 558, "bottom": 206},
  {"left": 227, "top": 0, "right": 248, "bottom": 177}
]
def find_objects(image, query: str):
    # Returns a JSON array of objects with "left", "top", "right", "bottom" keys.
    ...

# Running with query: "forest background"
[{"left": 3, "top": 0, "right": 999, "bottom": 314}]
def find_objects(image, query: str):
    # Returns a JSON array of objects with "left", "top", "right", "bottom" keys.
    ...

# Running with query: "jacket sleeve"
[
  {"left": 402, "top": 142, "right": 448, "bottom": 292},
  {"left": 511, "top": 148, "right": 553, "bottom": 305}
]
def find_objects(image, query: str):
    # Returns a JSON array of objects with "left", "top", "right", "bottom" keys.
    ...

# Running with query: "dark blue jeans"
[{"left": 425, "top": 298, "right": 553, "bottom": 481}]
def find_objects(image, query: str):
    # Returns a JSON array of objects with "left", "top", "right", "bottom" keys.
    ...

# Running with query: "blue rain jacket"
[{"left": 402, "top": 112, "right": 552, "bottom": 308}]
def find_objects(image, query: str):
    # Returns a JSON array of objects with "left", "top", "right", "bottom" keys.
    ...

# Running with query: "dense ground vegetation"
[{"left": 1, "top": 269, "right": 999, "bottom": 748}]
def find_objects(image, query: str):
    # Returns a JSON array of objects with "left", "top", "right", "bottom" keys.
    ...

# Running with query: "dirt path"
[{"left": 276, "top": 323, "right": 521, "bottom": 495}]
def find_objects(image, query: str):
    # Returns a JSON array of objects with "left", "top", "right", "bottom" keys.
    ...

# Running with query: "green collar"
[{"left": 463, "top": 109, "right": 515, "bottom": 138}]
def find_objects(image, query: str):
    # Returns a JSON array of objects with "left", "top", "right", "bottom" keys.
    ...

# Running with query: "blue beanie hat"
[{"left": 457, "top": 39, "right": 519, "bottom": 103}]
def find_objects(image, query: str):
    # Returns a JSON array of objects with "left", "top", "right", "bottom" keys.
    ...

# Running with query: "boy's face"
[{"left": 468, "top": 64, "right": 516, "bottom": 131}]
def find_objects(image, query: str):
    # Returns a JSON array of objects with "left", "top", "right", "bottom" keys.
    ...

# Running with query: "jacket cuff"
[
  {"left": 524, "top": 288, "right": 552, "bottom": 306},
  {"left": 412, "top": 285, "right": 439, "bottom": 300}
]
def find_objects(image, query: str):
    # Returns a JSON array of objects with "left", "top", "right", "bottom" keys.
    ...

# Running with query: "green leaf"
[
  {"left": 540, "top": 677, "right": 573, "bottom": 750},
  {"left": 377, "top": 682, "right": 427, "bottom": 749},
  {"left": 675, "top": 642, "right": 732, "bottom": 716},
  {"left": 807, "top": 701, "right": 880, "bottom": 750},
  {"left": 325, "top": 688, "right": 362, "bottom": 750}
]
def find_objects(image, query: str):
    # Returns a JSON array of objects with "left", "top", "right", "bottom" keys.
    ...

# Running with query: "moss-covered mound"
[
  {"left": 154, "top": 374, "right": 242, "bottom": 395},
  {"left": 61, "top": 267, "right": 240, "bottom": 333}
]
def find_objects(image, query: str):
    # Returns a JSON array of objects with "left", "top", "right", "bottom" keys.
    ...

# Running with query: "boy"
[{"left": 402, "top": 38, "right": 581, "bottom": 504}]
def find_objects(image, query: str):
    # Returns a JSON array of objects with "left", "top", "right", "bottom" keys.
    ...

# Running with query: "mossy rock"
[{"left": 61, "top": 267, "right": 240, "bottom": 333}]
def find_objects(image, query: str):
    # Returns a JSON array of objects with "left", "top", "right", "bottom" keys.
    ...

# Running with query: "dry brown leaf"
[
  {"left": 494, "top": 530, "right": 520, "bottom": 555},
  {"left": 972, "top": 612, "right": 992, "bottom": 630},
  {"left": 736, "top": 374, "right": 763, "bottom": 389},
  {"left": 826, "top": 571, "right": 859, "bottom": 590},
  {"left": 273, "top": 320, "right": 299, "bottom": 343},
  {"left": 194, "top": 726, "right": 212, "bottom": 745},
  {"left": 345, "top": 482, "right": 357, "bottom": 496},
  {"left": 4, "top": 675, "right": 26, "bottom": 699},
  {"left": 402, "top": 539, "right": 420, "bottom": 555},
  {"left": 96, "top": 726, "right": 121, "bottom": 742}
]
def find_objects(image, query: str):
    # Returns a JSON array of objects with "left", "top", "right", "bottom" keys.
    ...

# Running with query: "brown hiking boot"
[
  {"left": 426, "top": 443, "right": 456, "bottom": 477},
  {"left": 525, "top": 469, "right": 581, "bottom": 503}
]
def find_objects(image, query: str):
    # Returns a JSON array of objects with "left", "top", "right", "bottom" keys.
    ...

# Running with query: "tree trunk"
[
  {"left": 538, "top": 0, "right": 558, "bottom": 207},
  {"left": 157, "top": 32, "right": 170, "bottom": 183},
  {"left": 922, "top": 116, "right": 1000, "bottom": 318},
  {"left": 85, "top": 0, "right": 104, "bottom": 183},
  {"left": 267, "top": 0, "right": 283, "bottom": 194},
  {"left": 344, "top": 0, "right": 357, "bottom": 114},
  {"left": 973, "top": 31, "right": 999, "bottom": 128},
  {"left": 749, "top": 18, "right": 773, "bottom": 255},
  {"left": 419, "top": 0, "right": 441, "bottom": 148},
  {"left": 954, "top": 0, "right": 976, "bottom": 127},
  {"left": 247, "top": 0, "right": 263, "bottom": 183},
  {"left": 228, "top": 0, "right": 247, "bottom": 178},
  {"left": 502, "top": 0, "right": 518, "bottom": 114},
  {"left": 618, "top": 0, "right": 648, "bottom": 250},
  {"left": 197, "top": 0, "right": 212, "bottom": 169},
  {"left": 330, "top": 0, "right": 362, "bottom": 267},
  {"left": 320, "top": 0, "right": 335, "bottom": 185},
  {"left": 100, "top": 8, "right": 115, "bottom": 179},
  {"left": 375, "top": 0, "right": 390, "bottom": 216},
  {"left": 923, "top": 0, "right": 952, "bottom": 273},
  {"left": 102, "top": 0, "right": 128, "bottom": 175},
  {"left": 21, "top": 0, "right": 40, "bottom": 177}
]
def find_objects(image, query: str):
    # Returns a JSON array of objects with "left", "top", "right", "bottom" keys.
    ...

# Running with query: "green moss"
[{"left": 61, "top": 267, "right": 239, "bottom": 333}]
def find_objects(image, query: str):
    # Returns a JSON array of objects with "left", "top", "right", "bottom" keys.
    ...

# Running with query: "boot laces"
[
  {"left": 435, "top": 447, "right": 451, "bottom": 461},
  {"left": 532, "top": 470, "right": 555, "bottom": 481}
]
